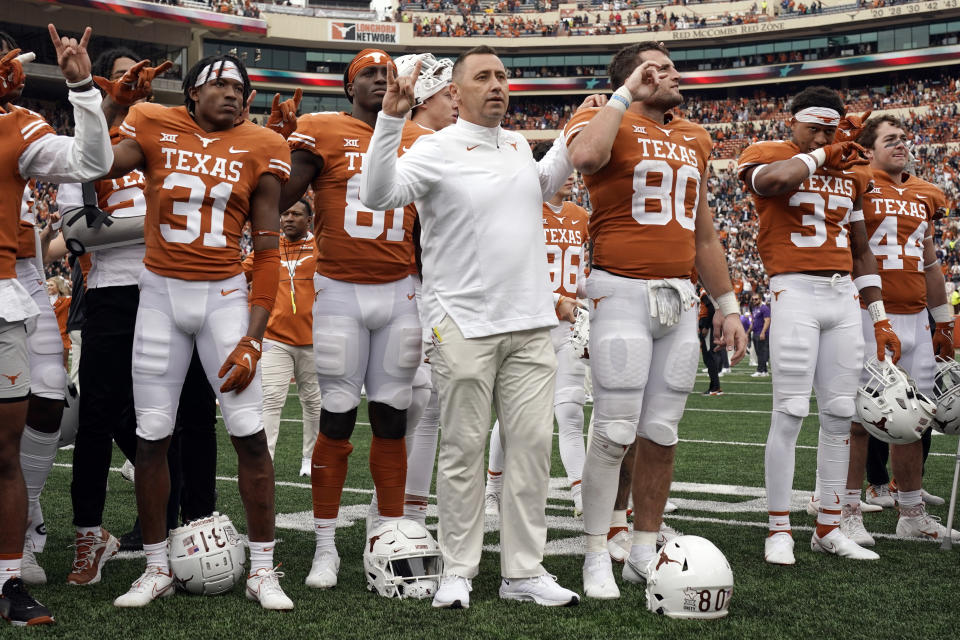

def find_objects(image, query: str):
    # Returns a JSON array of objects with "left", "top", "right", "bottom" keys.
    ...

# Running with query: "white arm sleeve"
[
  {"left": 56, "top": 182, "right": 83, "bottom": 209},
  {"left": 360, "top": 111, "right": 440, "bottom": 211},
  {"left": 18, "top": 88, "right": 112, "bottom": 183},
  {"left": 537, "top": 133, "right": 575, "bottom": 201}
]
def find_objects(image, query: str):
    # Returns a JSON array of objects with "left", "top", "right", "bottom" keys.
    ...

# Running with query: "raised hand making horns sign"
[
  {"left": 382, "top": 58, "right": 421, "bottom": 118},
  {"left": 48, "top": 24, "right": 94, "bottom": 88}
]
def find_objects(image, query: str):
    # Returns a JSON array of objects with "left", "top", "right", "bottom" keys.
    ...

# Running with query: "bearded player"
[
  {"left": 565, "top": 42, "right": 746, "bottom": 599},
  {"left": 280, "top": 49, "right": 423, "bottom": 590},
  {"left": 737, "top": 86, "right": 901, "bottom": 565},
  {"left": 837, "top": 115, "right": 959, "bottom": 546},
  {"left": 106, "top": 55, "right": 293, "bottom": 609}
]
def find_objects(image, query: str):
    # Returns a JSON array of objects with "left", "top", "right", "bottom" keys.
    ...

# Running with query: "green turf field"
[{"left": 28, "top": 360, "right": 960, "bottom": 639}]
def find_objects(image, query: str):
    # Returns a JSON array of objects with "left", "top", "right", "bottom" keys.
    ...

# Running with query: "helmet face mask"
[
  {"left": 645, "top": 535, "right": 733, "bottom": 620},
  {"left": 364, "top": 520, "right": 443, "bottom": 600},
  {"left": 856, "top": 356, "right": 936, "bottom": 444},
  {"left": 168, "top": 513, "right": 246, "bottom": 596},
  {"left": 393, "top": 53, "right": 454, "bottom": 108},
  {"left": 933, "top": 357, "right": 960, "bottom": 434}
]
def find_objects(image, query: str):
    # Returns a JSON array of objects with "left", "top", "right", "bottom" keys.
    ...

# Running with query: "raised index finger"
[{"left": 47, "top": 24, "right": 65, "bottom": 54}]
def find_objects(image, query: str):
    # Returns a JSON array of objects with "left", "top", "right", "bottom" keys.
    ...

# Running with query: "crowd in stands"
[{"left": 144, "top": 0, "right": 262, "bottom": 18}]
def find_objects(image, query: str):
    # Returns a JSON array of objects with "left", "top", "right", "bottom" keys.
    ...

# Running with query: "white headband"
[
  {"left": 794, "top": 106, "right": 841, "bottom": 126},
  {"left": 195, "top": 60, "right": 243, "bottom": 87}
]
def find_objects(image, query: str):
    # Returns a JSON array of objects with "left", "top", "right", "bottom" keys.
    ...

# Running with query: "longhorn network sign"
[{"left": 329, "top": 21, "right": 399, "bottom": 44}]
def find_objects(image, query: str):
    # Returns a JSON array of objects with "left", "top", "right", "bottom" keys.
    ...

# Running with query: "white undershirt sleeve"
[{"left": 536, "top": 132, "right": 575, "bottom": 200}]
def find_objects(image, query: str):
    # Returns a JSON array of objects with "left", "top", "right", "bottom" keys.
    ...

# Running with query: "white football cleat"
[
  {"left": 622, "top": 551, "right": 653, "bottom": 584},
  {"left": 607, "top": 528, "right": 630, "bottom": 563},
  {"left": 865, "top": 483, "right": 896, "bottom": 509},
  {"left": 298, "top": 458, "right": 310, "bottom": 478},
  {"left": 921, "top": 489, "right": 945, "bottom": 506},
  {"left": 896, "top": 510, "right": 960, "bottom": 542},
  {"left": 764, "top": 532, "right": 796, "bottom": 565},
  {"left": 120, "top": 460, "right": 135, "bottom": 483},
  {"left": 432, "top": 575, "right": 472, "bottom": 609},
  {"left": 113, "top": 566, "right": 174, "bottom": 607},
  {"left": 499, "top": 573, "right": 580, "bottom": 607},
  {"left": 20, "top": 543, "right": 46, "bottom": 585},
  {"left": 663, "top": 500, "right": 678, "bottom": 514},
  {"left": 806, "top": 496, "right": 819, "bottom": 517},
  {"left": 305, "top": 548, "right": 340, "bottom": 589},
  {"left": 657, "top": 521, "right": 681, "bottom": 548},
  {"left": 484, "top": 492, "right": 500, "bottom": 517},
  {"left": 582, "top": 551, "right": 619, "bottom": 599},
  {"left": 840, "top": 505, "right": 875, "bottom": 547},
  {"left": 246, "top": 567, "right": 294, "bottom": 610},
  {"left": 861, "top": 502, "right": 882, "bottom": 513},
  {"left": 811, "top": 528, "right": 879, "bottom": 560}
]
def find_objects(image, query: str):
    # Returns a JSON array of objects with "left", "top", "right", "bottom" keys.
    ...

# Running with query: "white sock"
[
  {"left": 585, "top": 534, "right": 606, "bottom": 553},
  {"left": 143, "top": 541, "right": 169, "bottom": 571},
  {"left": 248, "top": 540, "right": 274, "bottom": 574},
  {"left": 313, "top": 517, "right": 337, "bottom": 551},
  {"left": 76, "top": 525, "right": 102, "bottom": 538},
  {"left": 628, "top": 531, "right": 657, "bottom": 567},
  {"left": 0, "top": 555, "right": 22, "bottom": 587},
  {"left": 844, "top": 488, "right": 861, "bottom": 507},
  {"left": 898, "top": 489, "right": 922, "bottom": 509},
  {"left": 404, "top": 492, "right": 429, "bottom": 525},
  {"left": 610, "top": 509, "right": 628, "bottom": 530},
  {"left": 20, "top": 426, "right": 59, "bottom": 504}
]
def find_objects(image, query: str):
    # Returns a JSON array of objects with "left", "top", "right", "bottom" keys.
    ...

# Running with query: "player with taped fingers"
[
  {"left": 280, "top": 49, "right": 424, "bottom": 590},
  {"left": 106, "top": 54, "right": 293, "bottom": 610},
  {"left": 565, "top": 42, "right": 746, "bottom": 600},
  {"left": 0, "top": 23, "right": 113, "bottom": 627},
  {"left": 837, "top": 115, "right": 958, "bottom": 546},
  {"left": 737, "top": 86, "right": 901, "bottom": 566}
]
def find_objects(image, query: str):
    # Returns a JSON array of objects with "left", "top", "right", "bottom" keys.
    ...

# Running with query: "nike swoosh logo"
[
  {"left": 402, "top": 146, "right": 411, "bottom": 153},
  {"left": 312, "top": 464, "right": 327, "bottom": 469},
  {"left": 407, "top": 293, "right": 415, "bottom": 300},
  {"left": 466, "top": 145, "right": 479, "bottom": 151},
  {"left": 228, "top": 147, "right": 249, "bottom": 153},
  {"left": 919, "top": 529, "right": 939, "bottom": 539},
  {"left": 242, "top": 354, "right": 253, "bottom": 370},
  {"left": 916, "top": 194, "right": 927, "bottom": 199},
  {"left": 221, "top": 288, "right": 239, "bottom": 296},
  {"left": 683, "top": 135, "right": 696, "bottom": 141},
  {"left": 842, "top": 170, "right": 855, "bottom": 175}
]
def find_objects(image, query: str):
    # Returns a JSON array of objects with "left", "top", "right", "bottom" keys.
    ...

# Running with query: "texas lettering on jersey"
[
  {"left": 737, "top": 140, "right": 873, "bottom": 276},
  {"left": 543, "top": 201, "right": 588, "bottom": 297},
  {"left": 864, "top": 171, "right": 947, "bottom": 313},
  {"left": 564, "top": 109, "right": 712, "bottom": 280},
  {"left": 118, "top": 102, "right": 290, "bottom": 281},
  {"left": 289, "top": 112, "right": 417, "bottom": 284}
]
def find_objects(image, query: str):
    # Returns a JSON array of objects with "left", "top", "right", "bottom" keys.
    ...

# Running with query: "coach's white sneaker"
[
  {"left": 246, "top": 567, "right": 294, "bottom": 610},
  {"left": 113, "top": 566, "right": 174, "bottom": 607},
  {"left": 865, "top": 483, "right": 896, "bottom": 509},
  {"left": 484, "top": 492, "right": 500, "bottom": 517},
  {"left": 500, "top": 573, "right": 580, "bottom": 606},
  {"left": 896, "top": 509, "right": 960, "bottom": 542},
  {"left": 764, "top": 532, "right": 796, "bottom": 565},
  {"left": 811, "top": 528, "right": 879, "bottom": 560},
  {"left": 606, "top": 528, "right": 630, "bottom": 563},
  {"left": 840, "top": 505, "right": 875, "bottom": 546},
  {"left": 657, "top": 521, "right": 681, "bottom": 548},
  {"left": 432, "top": 575, "right": 471, "bottom": 609},
  {"left": 20, "top": 543, "right": 46, "bottom": 585},
  {"left": 921, "top": 489, "right": 945, "bottom": 506},
  {"left": 120, "top": 460, "right": 135, "bottom": 483},
  {"left": 299, "top": 458, "right": 310, "bottom": 477},
  {"left": 305, "top": 548, "right": 339, "bottom": 589},
  {"left": 582, "top": 551, "right": 619, "bottom": 599}
]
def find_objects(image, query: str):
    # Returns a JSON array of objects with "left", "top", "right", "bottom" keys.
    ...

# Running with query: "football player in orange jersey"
[
  {"left": 280, "top": 49, "right": 424, "bottom": 590},
  {"left": 106, "top": 55, "right": 293, "bottom": 610},
  {"left": 737, "top": 86, "right": 901, "bottom": 565},
  {"left": 0, "top": 23, "right": 114, "bottom": 627},
  {"left": 485, "top": 141, "right": 590, "bottom": 519},
  {"left": 565, "top": 42, "right": 746, "bottom": 600},
  {"left": 835, "top": 115, "right": 958, "bottom": 545}
]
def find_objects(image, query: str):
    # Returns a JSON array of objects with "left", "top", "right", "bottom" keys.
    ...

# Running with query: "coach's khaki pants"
[
  {"left": 261, "top": 339, "right": 322, "bottom": 459},
  {"left": 427, "top": 314, "right": 556, "bottom": 579}
]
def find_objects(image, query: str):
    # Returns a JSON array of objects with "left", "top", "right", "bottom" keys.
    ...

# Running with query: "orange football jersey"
[
  {"left": 53, "top": 295, "right": 71, "bottom": 350},
  {"left": 118, "top": 103, "right": 290, "bottom": 281},
  {"left": 565, "top": 109, "right": 712, "bottom": 280},
  {"left": 0, "top": 106, "right": 55, "bottom": 277},
  {"left": 98, "top": 128, "right": 147, "bottom": 219},
  {"left": 289, "top": 112, "right": 416, "bottom": 284},
  {"left": 543, "top": 201, "right": 588, "bottom": 297},
  {"left": 864, "top": 171, "right": 946, "bottom": 313},
  {"left": 243, "top": 233, "right": 315, "bottom": 346},
  {"left": 738, "top": 140, "right": 873, "bottom": 276}
]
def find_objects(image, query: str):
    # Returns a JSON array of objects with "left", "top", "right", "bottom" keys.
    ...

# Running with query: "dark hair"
[
  {"left": 608, "top": 42, "right": 670, "bottom": 90},
  {"left": 857, "top": 114, "right": 903, "bottom": 150},
  {"left": 452, "top": 45, "right": 499, "bottom": 80},
  {"left": 0, "top": 31, "right": 17, "bottom": 52},
  {"left": 182, "top": 54, "right": 251, "bottom": 114},
  {"left": 532, "top": 140, "right": 553, "bottom": 162},
  {"left": 295, "top": 197, "right": 313, "bottom": 218},
  {"left": 92, "top": 47, "right": 143, "bottom": 80},
  {"left": 789, "top": 85, "right": 845, "bottom": 118}
]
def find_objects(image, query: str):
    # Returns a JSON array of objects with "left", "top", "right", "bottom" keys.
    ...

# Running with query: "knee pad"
[
  {"left": 821, "top": 395, "right": 856, "bottom": 421},
  {"left": 663, "top": 337, "right": 700, "bottom": 393},
  {"left": 554, "top": 402, "right": 584, "bottom": 437},
  {"left": 136, "top": 410, "right": 175, "bottom": 441},
  {"left": 369, "top": 401, "right": 407, "bottom": 440},
  {"left": 587, "top": 432, "right": 630, "bottom": 466},
  {"left": 222, "top": 408, "right": 263, "bottom": 439},
  {"left": 319, "top": 407, "right": 358, "bottom": 440},
  {"left": 29, "top": 355, "right": 66, "bottom": 400},
  {"left": 590, "top": 330, "right": 651, "bottom": 391},
  {"left": 777, "top": 396, "right": 811, "bottom": 418},
  {"left": 593, "top": 418, "right": 637, "bottom": 447},
  {"left": 637, "top": 421, "right": 678, "bottom": 447}
]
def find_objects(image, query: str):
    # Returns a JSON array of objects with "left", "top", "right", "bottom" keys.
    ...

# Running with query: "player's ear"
[
  {"left": 345, "top": 81, "right": 355, "bottom": 101},
  {"left": 188, "top": 85, "right": 200, "bottom": 104}
]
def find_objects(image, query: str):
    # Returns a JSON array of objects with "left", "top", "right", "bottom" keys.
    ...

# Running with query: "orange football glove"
[
  {"left": 837, "top": 110, "right": 872, "bottom": 141},
  {"left": 822, "top": 141, "right": 869, "bottom": 171},
  {"left": 0, "top": 48, "right": 26, "bottom": 101},
  {"left": 94, "top": 59, "right": 173, "bottom": 106},
  {"left": 266, "top": 88, "right": 302, "bottom": 139},
  {"left": 218, "top": 336, "right": 262, "bottom": 393},
  {"left": 874, "top": 319, "right": 901, "bottom": 364},
  {"left": 933, "top": 322, "right": 955, "bottom": 359}
]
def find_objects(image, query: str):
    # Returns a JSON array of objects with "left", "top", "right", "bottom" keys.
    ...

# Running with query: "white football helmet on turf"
[
  {"left": 364, "top": 519, "right": 443, "bottom": 599},
  {"left": 856, "top": 356, "right": 936, "bottom": 444},
  {"left": 168, "top": 513, "right": 246, "bottom": 595},
  {"left": 393, "top": 53, "right": 454, "bottom": 107},
  {"left": 933, "top": 357, "right": 960, "bottom": 434},
  {"left": 645, "top": 535, "right": 733, "bottom": 620}
]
